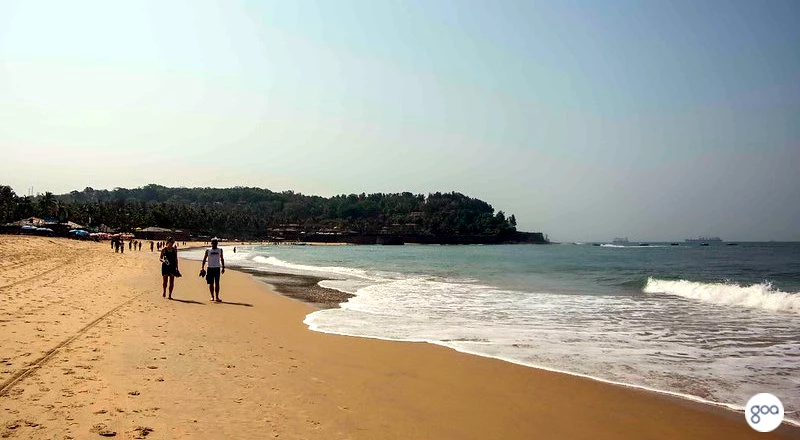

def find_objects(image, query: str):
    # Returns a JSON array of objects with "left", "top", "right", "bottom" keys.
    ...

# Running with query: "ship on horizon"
[{"left": 684, "top": 236, "right": 723, "bottom": 244}]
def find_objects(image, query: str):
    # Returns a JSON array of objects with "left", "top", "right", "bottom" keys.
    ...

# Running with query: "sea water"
[{"left": 181, "top": 242, "right": 800, "bottom": 422}]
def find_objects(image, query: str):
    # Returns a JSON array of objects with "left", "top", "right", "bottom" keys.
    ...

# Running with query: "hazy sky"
[{"left": 1, "top": 1, "right": 798, "bottom": 241}]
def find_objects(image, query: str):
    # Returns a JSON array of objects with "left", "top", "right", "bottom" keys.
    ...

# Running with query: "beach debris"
[{"left": 90, "top": 423, "right": 116, "bottom": 436}]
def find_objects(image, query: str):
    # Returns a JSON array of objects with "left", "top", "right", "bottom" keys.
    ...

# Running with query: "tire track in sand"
[
  {"left": 0, "top": 294, "right": 141, "bottom": 397},
  {"left": 0, "top": 258, "right": 74, "bottom": 291}
]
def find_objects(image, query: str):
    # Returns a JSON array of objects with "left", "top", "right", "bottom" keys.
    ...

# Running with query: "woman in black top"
[{"left": 159, "top": 237, "right": 180, "bottom": 299}]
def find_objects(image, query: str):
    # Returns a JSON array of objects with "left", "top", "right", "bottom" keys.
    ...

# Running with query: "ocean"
[{"left": 181, "top": 242, "right": 800, "bottom": 423}]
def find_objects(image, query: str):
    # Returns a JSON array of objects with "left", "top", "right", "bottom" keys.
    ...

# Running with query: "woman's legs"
[
  {"left": 162, "top": 275, "right": 168, "bottom": 297},
  {"left": 168, "top": 274, "right": 175, "bottom": 299}
]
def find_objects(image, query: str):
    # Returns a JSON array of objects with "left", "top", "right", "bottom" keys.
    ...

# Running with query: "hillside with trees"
[{"left": 0, "top": 184, "right": 547, "bottom": 244}]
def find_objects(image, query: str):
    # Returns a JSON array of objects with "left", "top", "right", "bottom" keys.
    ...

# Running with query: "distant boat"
[
  {"left": 612, "top": 237, "right": 630, "bottom": 245},
  {"left": 685, "top": 237, "right": 723, "bottom": 244},
  {"left": 726, "top": 243, "right": 738, "bottom": 246},
  {"left": 670, "top": 243, "right": 680, "bottom": 246},
  {"left": 638, "top": 243, "right": 650, "bottom": 246}
]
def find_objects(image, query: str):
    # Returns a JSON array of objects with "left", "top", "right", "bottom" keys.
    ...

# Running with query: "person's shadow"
[
  {"left": 170, "top": 298, "right": 205, "bottom": 305},
  {"left": 215, "top": 300, "right": 253, "bottom": 307}
]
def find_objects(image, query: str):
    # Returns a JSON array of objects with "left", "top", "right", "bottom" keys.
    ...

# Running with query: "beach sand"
[{"left": 1, "top": 236, "right": 797, "bottom": 439}]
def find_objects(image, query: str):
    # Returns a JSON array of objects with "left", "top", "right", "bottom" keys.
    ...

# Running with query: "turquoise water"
[{"left": 182, "top": 242, "right": 800, "bottom": 422}]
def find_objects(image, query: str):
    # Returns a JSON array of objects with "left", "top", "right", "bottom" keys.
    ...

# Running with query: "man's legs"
[
  {"left": 208, "top": 282, "right": 214, "bottom": 300},
  {"left": 214, "top": 279, "right": 220, "bottom": 301}
]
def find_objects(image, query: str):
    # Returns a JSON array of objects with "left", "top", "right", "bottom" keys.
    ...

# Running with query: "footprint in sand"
[
  {"left": 131, "top": 426, "right": 153, "bottom": 438},
  {"left": 8, "top": 387, "right": 24, "bottom": 397},
  {"left": 90, "top": 423, "right": 116, "bottom": 437}
]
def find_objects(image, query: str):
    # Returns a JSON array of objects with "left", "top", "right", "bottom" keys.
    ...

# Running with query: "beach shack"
[
  {"left": 1, "top": 217, "right": 47, "bottom": 235},
  {"left": 135, "top": 226, "right": 189, "bottom": 242}
]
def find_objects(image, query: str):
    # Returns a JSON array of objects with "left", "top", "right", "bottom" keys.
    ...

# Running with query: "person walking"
[
  {"left": 160, "top": 237, "right": 180, "bottom": 299},
  {"left": 200, "top": 237, "right": 225, "bottom": 302}
]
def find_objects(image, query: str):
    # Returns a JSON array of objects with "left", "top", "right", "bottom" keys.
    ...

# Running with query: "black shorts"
[
  {"left": 161, "top": 264, "right": 177, "bottom": 277},
  {"left": 205, "top": 267, "right": 221, "bottom": 284}
]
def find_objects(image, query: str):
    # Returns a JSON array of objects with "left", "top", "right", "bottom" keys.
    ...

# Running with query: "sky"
[{"left": 1, "top": 0, "right": 798, "bottom": 242}]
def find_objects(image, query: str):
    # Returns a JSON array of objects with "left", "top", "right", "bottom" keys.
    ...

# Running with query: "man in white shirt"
[{"left": 201, "top": 237, "right": 225, "bottom": 302}]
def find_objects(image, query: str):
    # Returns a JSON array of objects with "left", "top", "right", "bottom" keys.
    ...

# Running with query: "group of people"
[
  {"left": 160, "top": 237, "right": 225, "bottom": 302},
  {"left": 111, "top": 238, "right": 193, "bottom": 255},
  {"left": 111, "top": 238, "right": 159, "bottom": 253},
  {"left": 155, "top": 240, "right": 185, "bottom": 251},
  {"left": 111, "top": 237, "right": 143, "bottom": 253}
]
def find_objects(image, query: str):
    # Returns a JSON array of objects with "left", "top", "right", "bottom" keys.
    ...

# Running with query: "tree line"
[{"left": 0, "top": 184, "right": 522, "bottom": 240}]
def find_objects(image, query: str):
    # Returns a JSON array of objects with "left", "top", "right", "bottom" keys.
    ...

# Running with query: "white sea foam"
[
  {"left": 644, "top": 278, "right": 800, "bottom": 314},
  {"left": 318, "top": 279, "right": 374, "bottom": 295},
  {"left": 250, "top": 255, "right": 383, "bottom": 280}
]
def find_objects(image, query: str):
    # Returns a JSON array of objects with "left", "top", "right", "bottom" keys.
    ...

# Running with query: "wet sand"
[{"left": 1, "top": 236, "right": 797, "bottom": 439}]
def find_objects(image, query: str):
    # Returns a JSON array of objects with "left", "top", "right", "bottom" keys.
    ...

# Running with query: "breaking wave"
[
  {"left": 644, "top": 277, "right": 800, "bottom": 314},
  {"left": 250, "top": 255, "right": 383, "bottom": 281}
]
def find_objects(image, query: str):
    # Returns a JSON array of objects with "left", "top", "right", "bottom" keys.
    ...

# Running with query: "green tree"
[{"left": 0, "top": 185, "right": 18, "bottom": 224}]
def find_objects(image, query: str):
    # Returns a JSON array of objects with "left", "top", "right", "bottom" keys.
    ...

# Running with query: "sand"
[{"left": 0, "top": 236, "right": 797, "bottom": 439}]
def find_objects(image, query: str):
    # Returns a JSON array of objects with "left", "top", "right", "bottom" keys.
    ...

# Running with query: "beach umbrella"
[{"left": 21, "top": 225, "right": 36, "bottom": 230}]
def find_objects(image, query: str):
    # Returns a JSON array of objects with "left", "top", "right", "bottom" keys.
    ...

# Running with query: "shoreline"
[
  {"left": 215, "top": 261, "right": 800, "bottom": 438},
  {"left": 304, "top": 310, "right": 799, "bottom": 429},
  {"left": 2, "top": 236, "right": 797, "bottom": 439},
  {"left": 191, "top": 251, "right": 800, "bottom": 429},
  {"left": 238, "top": 268, "right": 353, "bottom": 309}
]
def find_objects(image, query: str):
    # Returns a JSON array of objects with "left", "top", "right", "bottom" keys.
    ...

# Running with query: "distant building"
[{"left": 4, "top": 217, "right": 46, "bottom": 227}]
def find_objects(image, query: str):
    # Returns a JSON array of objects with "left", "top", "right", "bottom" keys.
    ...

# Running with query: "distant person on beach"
[
  {"left": 150, "top": 241, "right": 154, "bottom": 252},
  {"left": 160, "top": 237, "right": 180, "bottom": 299},
  {"left": 233, "top": 247, "right": 236, "bottom": 253},
  {"left": 201, "top": 237, "right": 225, "bottom": 302},
  {"left": 138, "top": 241, "right": 142, "bottom": 251}
]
